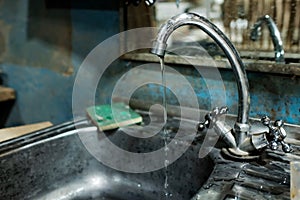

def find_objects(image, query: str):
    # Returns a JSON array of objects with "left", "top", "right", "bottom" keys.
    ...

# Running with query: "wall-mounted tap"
[
  {"left": 250, "top": 15, "right": 285, "bottom": 64},
  {"left": 150, "top": 13, "right": 291, "bottom": 159}
]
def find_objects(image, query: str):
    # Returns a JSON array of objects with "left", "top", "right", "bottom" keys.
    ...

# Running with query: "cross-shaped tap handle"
[
  {"left": 261, "top": 116, "right": 292, "bottom": 153},
  {"left": 198, "top": 106, "right": 228, "bottom": 132}
]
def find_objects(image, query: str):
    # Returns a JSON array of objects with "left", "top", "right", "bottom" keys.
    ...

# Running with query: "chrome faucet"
[
  {"left": 150, "top": 13, "right": 291, "bottom": 159},
  {"left": 250, "top": 15, "right": 285, "bottom": 63}
]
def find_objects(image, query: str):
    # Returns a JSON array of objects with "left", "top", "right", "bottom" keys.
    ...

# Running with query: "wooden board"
[
  {"left": 0, "top": 121, "right": 53, "bottom": 143},
  {"left": 0, "top": 86, "right": 15, "bottom": 102}
]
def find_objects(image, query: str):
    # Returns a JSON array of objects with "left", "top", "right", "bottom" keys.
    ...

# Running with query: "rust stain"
[
  {"left": 270, "top": 108, "right": 277, "bottom": 119},
  {"left": 62, "top": 66, "right": 74, "bottom": 77},
  {"left": 0, "top": 20, "right": 12, "bottom": 60}
]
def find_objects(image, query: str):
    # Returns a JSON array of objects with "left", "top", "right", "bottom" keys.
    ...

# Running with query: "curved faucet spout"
[
  {"left": 150, "top": 12, "right": 250, "bottom": 144},
  {"left": 250, "top": 15, "right": 285, "bottom": 63}
]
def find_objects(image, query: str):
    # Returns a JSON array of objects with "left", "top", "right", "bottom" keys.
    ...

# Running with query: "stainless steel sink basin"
[{"left": 0, "top": 117, "right": 215, "bottom": 200}]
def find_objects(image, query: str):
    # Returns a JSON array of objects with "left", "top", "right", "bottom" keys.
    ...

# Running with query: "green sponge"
[{"left": 86, "top": 103, "right": 142, "bottom": 131}]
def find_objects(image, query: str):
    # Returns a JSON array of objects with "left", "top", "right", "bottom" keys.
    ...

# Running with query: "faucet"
[
  {"left": 150, "top": 13, "right": 291, "bottom": 159},
  {"left": 250, "top": 15, "right": 285, "bottom": 63}
]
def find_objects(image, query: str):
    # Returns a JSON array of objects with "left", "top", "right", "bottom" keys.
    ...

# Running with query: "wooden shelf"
[
  {"left": 0, "top": 86, "right": 15, "bottom": 102},
  {"left": 122, "top": 52, "right": 300, "bottom": 76},
  {"left": 0, "top": 121, "right": 53, "bottom": 143}
]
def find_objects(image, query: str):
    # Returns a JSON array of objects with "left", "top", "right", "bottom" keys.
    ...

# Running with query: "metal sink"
[{"left": 0, "top": 116, "right": 215, "bottom": 200}]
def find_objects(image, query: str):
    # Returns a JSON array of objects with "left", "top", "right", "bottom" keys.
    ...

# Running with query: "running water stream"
[{"left": 159, "top": 58, "right": 171, "bottom": 199}]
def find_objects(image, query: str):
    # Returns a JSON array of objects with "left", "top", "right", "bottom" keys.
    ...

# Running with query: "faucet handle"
[
  {"left": 261, "top": 116, "right": 292, "bottom": 153},
  {"left": 197, "top": 106, "right": 228, "bottom": 132},
  {"left": 211, "top": 106, "right": 228, "bottom": 117}
]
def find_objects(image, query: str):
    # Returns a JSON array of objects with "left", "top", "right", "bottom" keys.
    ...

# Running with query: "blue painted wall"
[
  {"left": 0, "top": 0, "right": 120, "bottom": 126},
  {"left": 0, "top": 1, "right": 299, "bottom": 127},
  {"left": 118, "top": 62, "right": 300, "bottom": 125}
]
